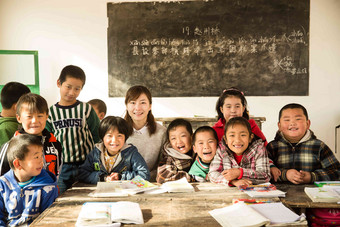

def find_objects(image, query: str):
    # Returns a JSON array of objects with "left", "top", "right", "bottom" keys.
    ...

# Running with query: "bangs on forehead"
[
  {"left": 224, "top": 117, "right": 252, "bottom": 135},
  {"left": 20, "top": 102, "right": 44, "bottom": 114},
  {"left": 125, "top": 86, "right": 152, "bottom": 104}
]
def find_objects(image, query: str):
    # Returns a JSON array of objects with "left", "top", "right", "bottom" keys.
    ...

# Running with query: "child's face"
[
  {"left": 103, "top": 128, "right": 125, "bottom": 156},
  {"left": 278, "top": 108, "right": 310, "bottom": 143},
  {"left": 193, "top": 131, "right": 217, "bottom": 163},
  {"left": 92, "top": 105, "right": 105, "bottom": 120},
  {"left": 224, "top": 124, "right": 253, "bottom": 155},
  {"left": 16, "top": 145, "right": 44, "bottom": 182},
  {"left": 220, "top": 96, "right": 245, "bottom": 122},
  {"left": 16, "top": 105, "right": 48, "bottom": 136},
  {"left": 169, "top": 126, "right": 192, "bottom": 154},
  {"left": 57, "top": 76, "right": 83, "bottom": 106},
  {"left": 126, "top": 93, "right": 151, "bottom": 125}
]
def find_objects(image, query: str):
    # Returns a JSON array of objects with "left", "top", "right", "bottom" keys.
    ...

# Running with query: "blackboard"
[{"left": 107, "top": 0, "right": 309, "bottom": 97}]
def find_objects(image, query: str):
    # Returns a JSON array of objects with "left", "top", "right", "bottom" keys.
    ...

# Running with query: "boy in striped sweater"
[{"left": 45, "top": 65, "right": 100, "bottom": 193}]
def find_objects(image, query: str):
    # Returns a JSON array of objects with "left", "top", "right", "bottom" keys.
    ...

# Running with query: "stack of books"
[{"left": 239, "top": 183, "right": 286, "bottom": 198}]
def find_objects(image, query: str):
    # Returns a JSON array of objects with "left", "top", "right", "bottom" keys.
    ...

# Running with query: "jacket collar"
[{"left": 275, "top": 129, "right": 316, "bottom": 145}]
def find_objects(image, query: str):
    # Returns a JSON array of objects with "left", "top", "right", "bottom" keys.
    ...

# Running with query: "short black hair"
[
  {"left": 224, "top": 116, "right": 252, "bottom": 136},
  {"left": 192, "top": 126, "right": 218, "bottom": 144},
  {"left": 88, "top": 99, "right": 107, "bottom": 114},
  {"left": 166, "top": 118, "right": 193, "bottom": 144},
  {"left": 7, "top": 134, "right": 43, "bottom": 170},
  {"left": 16, "top": 93, "right": 49, "bottom": 116},
  {"left": 58, "top": 65, "right": 86, "bottom": 87},
  {"left": 279, "top": 103, "right": 309, "bottom": 121},
  {"left": 99, "top": 116, "right": 132, "bottom": 141},
  {"left": 0, "top": 82, "right": 30, "bottom": 109}
]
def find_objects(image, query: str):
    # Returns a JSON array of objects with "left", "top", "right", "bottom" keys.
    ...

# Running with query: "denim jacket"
[{"left": 78, "top": 142, "right": 150, "bottom": 184}]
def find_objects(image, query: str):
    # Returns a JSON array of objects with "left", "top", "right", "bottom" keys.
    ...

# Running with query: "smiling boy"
[
  {"left": 45, "top": 65, "right": 100, "bottom": 193},
  {"left": 267, "top": 103, "right": 340, "bottom": 184},
  {"left": 0, "top": 134, "right": 58, "bottom": 226},
  {"left": 0, "top": 93, "right": 62, "bottom": 176},
  {"left": 189, "top": 126, "right": 218, "bottom": 182}
]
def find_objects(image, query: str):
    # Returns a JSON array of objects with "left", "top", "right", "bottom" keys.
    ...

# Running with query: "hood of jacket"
[{"left": 274, "top": 129, "right": 316, "bottom": 145}]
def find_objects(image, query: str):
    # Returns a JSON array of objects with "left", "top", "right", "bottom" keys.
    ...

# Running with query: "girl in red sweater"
[{"left": 212, "top": 87, "right": 267, "bottom": 146}]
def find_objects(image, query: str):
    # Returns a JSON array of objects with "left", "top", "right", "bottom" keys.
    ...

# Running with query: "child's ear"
[
  {"left": 192, "top": 145, "right": 197, "bottom": 153},
  {"left": 13, "top": 159, "right": 22, "bottom": 170},
  {"left": 57, "top": 79, "right": 61, "bottom": 88},
  {"left": 223, "top": 135, "right": 227, "bottom": 143},
  {"left": 250, "top": 134, "right": 254, "bottom": 142},
  {"left": 99, "top": 112, "right": 105, "bottom": 120},
  {"left": 16, "top": 114, "right": 22, "bottom": 123}
]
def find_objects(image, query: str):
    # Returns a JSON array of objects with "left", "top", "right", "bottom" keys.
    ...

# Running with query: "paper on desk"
[{"left": 249, "top": 202, "right": 305, "bottom": 224}]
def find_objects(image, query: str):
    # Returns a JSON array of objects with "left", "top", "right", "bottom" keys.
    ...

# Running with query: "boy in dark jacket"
[
  {"left": 78, "top": 116, "right": 149, "bottom": 184},
  {"left": 0, "top": 93, "right": 62, "bottom": 176},
  {"left": 268, "top": 103, "right": 340, "bottom": 183}
]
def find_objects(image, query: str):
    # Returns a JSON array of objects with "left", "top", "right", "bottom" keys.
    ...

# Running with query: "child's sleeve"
[
  {"left": 249, "top": 119, "right": 268, "bottom": 146},
  {"left": 45, "top": 115, "right": 54, "bottom": 134},
  {"left": 78, "top": 150, "right": 103, "bottom": 184},
  {"left": 156, "top": 151, "right": 191, "bottom": 184},
  {"left": 120, "top": 149, "right": 150, "bottom": 181},
  {"left": 39, "top": 184, "right": 59, "bottom": 213},
  {"left": 208, "top": 148, "right": 229, "bottom": 184},
  {"left": 242, "top": 143, "right": 271, "bottom": 184},
  {"left": 87, "top": 107, "right": 100, "bottom": 143},
  {"left": 312, "top": 142, "right": 340, "bottom": 181},
  {"left": 0, "top": 191, "right": 8, "bottom": 226},
  {"left": 0, "top": 143, "right": 10, "bottom": 176}
]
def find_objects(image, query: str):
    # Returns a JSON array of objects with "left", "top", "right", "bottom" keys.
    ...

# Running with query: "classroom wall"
[{"left": 1, "top": 0, "right": 340, "bottom": 160}]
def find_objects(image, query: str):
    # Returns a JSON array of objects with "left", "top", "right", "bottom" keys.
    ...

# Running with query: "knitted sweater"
[
  {"left": 126, "top": 123, "right": 166, "bottom": 182},
  {"left": 45, "top": 100, "right": 100, "bottom": 163},
  {"left": 213, "top": 118, "right": 268, "bottom": 146}
]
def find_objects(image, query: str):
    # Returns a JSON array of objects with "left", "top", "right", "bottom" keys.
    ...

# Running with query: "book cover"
[
  {"left": 304, "top": 187, "right": 340, "bottom": 203},
  {"left": 239, "top": 183, "right": 286, "bottom": 198},
  {"left": 161, "top": 177, "right": 195, "bottom": 193},
  {"left": 75, "top": 201, "right": 144, "bottom": 227}
]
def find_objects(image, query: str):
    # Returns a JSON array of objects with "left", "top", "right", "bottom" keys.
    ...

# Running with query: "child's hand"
[
  {"left": 106, "top": 172, "right": 119, "bottom": 182},
  {"left": 270, "top": 167, "right": 281, "bottom": 182},
  {"left": 231, "top": 179, "right": 252, "bottom": 187},
  {"left": 286, "top": 169, "right": 304, "bottom": 184},
  {"left": 222, "top": 168, "right": 240, "bottom": 181},
  {"left": 300, "top": 170, "right": 311, "bottom": 183}
]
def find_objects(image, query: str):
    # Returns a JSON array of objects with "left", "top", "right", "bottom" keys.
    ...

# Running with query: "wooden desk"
[{"left": 30, "top": 183, "right": 334, "bottom": 227}]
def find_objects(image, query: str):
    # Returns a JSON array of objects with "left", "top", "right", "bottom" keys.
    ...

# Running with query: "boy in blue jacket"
[
  {"left": 78, "top": 116, "right": 150, "bottom": 183},
  {"left": 0, "top": 134, "right": 58, "bottom": 226}
]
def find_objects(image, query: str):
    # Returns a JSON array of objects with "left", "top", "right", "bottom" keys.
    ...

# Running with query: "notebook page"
[
  {"left": 209, "top": 202, "right": 269, "bottom": 227},
  {"left": 250, "top": 202, "right": 302, "bottom": 224}
]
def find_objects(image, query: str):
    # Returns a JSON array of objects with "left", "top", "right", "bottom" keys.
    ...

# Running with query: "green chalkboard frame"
[
  {"left": 0, "top": 50, "right": 40, "bottom": 94},
  {"left": 0, "top": 50, "right": 39, "bottom": 111}
]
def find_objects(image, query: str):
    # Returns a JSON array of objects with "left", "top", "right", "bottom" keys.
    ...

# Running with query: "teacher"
[{"left": 124, "top": 85, "right": 166, "bottom": 182}]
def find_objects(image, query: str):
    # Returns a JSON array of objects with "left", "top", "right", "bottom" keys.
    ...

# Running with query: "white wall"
[{"left": 1, "top": 0, "right": 340, "bottom": 159}]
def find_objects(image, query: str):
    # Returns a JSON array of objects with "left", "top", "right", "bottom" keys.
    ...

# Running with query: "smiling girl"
[
  {"left": 157, "top": 119, "right": 194, "bottom": 183},
  {"left": 209, "top": 117, "right": 270, "bottom": 187}
]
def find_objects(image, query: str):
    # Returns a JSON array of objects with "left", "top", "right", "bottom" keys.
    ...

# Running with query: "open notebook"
[
  {"left": 209, "top": 202, "right": 304, "bottom": 227},
  {"left": 89, "top": 176, "right": 159, "bottom": 197},
  {"left": 75, "top": 201, "right": 144, "bottom": 227}
]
